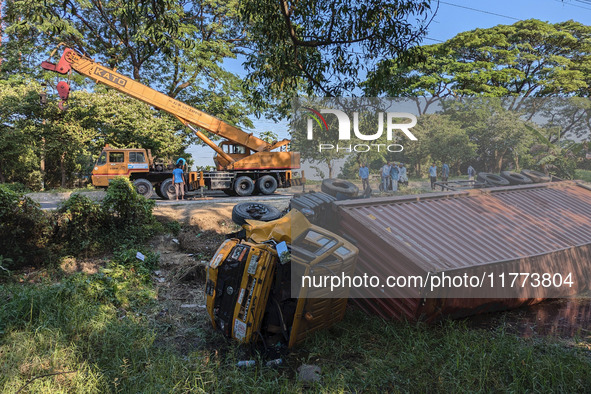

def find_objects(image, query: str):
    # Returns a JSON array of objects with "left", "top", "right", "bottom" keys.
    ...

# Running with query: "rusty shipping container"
[{"left": 333, "top": 181, "right": 591, "bottom": 321}]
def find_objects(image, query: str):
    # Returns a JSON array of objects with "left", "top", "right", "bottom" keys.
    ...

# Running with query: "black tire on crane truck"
[
  {"left": 133, "top": 178, "right": 154, "bottom": 199},
  {"left": 159, "top": 178, "right": 176, "bottom": 200},
  {"left": 257, "top": 175, "right": 278, "bottom": 195},
  {"left": 234, "top": 176, "right": 256, "bottom": 196}
]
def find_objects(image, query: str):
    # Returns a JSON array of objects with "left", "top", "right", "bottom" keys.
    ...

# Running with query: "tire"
[
  {"left": 160, "top": 178, "right": 176, "bottom": 200},
  {"left": 500, "top": 171, "right": 533, "bottom": 185},
  {"left": 476, "top": 172, "right": 510, "bottom": 187},
  {"left": 257, "top": 175, "right": 278, "bottom": 195},
  {"left": 133, "top": 178, "right": 153, "bottom": 199},
  {"left": 521, "top": 169, "right": 551, "bottom": 183},
  {"left": 321, "top": 178, "right": 359, "bottom": 197},
  {"left": 232, "top": 202, "right": 283, "bottom": 226},
  {"left": 234, "top": 176, "right": 255, "bottom": 196}
]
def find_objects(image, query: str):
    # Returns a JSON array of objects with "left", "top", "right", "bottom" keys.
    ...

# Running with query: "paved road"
[{"left": 36, "top": 190, "right": 294, "bottom": 210}]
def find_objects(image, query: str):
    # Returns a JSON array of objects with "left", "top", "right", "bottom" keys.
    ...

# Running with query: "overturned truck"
[{"left": 331, "top": 181, "right": 591, "bottom": 321}]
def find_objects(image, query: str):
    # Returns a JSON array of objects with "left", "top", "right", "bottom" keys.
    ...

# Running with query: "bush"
[
  {"left": 164, "top": 220, "right": 181, "bottom": 236},
  {"left": 1, "top": 176, "right": 168, "bottom": 266},
  {"left": 101, "top": 177, "right": 155, "bottom": 227},
  {"left": 0, "top": 185, "right": 52, "bottom": 268},
  {"left": 55, "top": 193, "right": 105, "bottom": 255},
  {"left": 1, "top": 182, "right": 31, "bottom": 194}
]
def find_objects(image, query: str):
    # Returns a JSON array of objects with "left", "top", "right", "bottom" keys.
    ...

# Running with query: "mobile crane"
[{"left": 41, "top": 47, "right": 303, "bottom": 198}]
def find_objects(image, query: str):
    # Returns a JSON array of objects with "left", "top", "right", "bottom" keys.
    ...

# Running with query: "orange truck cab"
[{"left": 91, "top": 145, "right": 150, "bottom": 187}]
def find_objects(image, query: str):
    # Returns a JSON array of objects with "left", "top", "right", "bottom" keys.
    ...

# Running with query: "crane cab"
[{"left": 214, "top": 141, "right": 251, "bottom": 170}]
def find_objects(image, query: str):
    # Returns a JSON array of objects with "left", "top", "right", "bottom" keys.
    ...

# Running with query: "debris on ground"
[
  {"left": 297, "top": 364, "right": 322, "bottom": 383},
  {"left": 177, "top": 227, "right": 226, "bottom": 259}
]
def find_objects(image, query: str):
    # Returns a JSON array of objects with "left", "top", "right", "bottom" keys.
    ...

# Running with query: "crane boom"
[{"left": 41, "top": 48, "right": 291, "bottom": 157}]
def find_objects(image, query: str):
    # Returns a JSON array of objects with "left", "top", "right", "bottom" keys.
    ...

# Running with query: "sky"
[{"left": 187, "top": 0, "right": 591, "bottom": 167}]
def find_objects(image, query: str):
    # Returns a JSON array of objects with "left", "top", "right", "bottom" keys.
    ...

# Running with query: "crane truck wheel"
[
  {"left": 257, "top": 175, "right": 278, "bottom": 195},
  {"left": 234, "top": 176, "right": 255, "bottom": 196},
  {"left": 133, "top": 179, "right": 154, "bottom": 199},
  {"left": 159, "top": 178, "right": 176, "bottom": 200}
]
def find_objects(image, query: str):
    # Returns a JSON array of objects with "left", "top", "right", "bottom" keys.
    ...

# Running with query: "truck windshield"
[{"left": 96, "top": 152, "right": 107, "bottom": 166}]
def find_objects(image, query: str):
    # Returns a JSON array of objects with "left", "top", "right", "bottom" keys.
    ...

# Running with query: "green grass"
[
  {"left": 575, "top": 169, "right": 591, "bottom": 183},
  {"left": 2, "top": 257, "right": 591, "bottom": 392}
]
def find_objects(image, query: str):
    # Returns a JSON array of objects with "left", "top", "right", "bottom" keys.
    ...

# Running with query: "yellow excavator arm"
[{"left": 41, "top": 47, "right": 292, "bottom": 169}]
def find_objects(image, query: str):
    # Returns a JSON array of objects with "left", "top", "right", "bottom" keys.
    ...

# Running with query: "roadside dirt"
[{"left": 149, "top": 204, "right": 246, "bottom": 354}]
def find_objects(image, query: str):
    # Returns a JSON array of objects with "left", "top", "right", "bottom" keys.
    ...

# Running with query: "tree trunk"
[
  {"left": 327, "top": 160, "right": 333, "bottom": 179},
  {"left": 60, "top": 151, "right": 67, "bottom": 188},
  {"left": 40, "top": 137, "right": 45, "bottom": 190},
  {"left": 0, "top": 162, "right": 5, "bottom": 183}
]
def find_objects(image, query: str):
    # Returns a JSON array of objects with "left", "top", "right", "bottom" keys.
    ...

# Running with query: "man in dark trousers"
[
  {"left": 172, "top": 163, "right": 185, "bottom": 200},
  {"left": 442, "top": 162, "right": 450, "bottom": 183},
  {"left": 359, "top": 162, "right": 370, "bottom": 191},
  {"left": 429, "top": 163, "right": 437, "bottom": 190}
]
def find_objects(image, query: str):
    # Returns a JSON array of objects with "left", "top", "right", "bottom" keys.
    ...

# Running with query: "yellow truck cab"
[{"left": 91, "top": 145, "right": 150, "bottom": 187}]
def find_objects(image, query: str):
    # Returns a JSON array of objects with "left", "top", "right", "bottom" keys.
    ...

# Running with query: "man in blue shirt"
[
  {"left": 172, "top": 163, "right": 185, "bottom": 200},
  {"left": 359, "top": 163, "right": 370, "bottom": 191},
  {"left": 429, "top": 163, "right": 437, "bottom": 190},
  {"left": 442, "top": 163, "right": 450, "bottom": 183}
]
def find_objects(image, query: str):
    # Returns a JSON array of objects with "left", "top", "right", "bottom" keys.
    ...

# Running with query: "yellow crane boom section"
[{"left": 42, "top": 48, "right": 289, "bottom": 155}]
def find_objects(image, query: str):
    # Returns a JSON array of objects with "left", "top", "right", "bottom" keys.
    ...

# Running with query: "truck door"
[
  {"left": 91, "top": 150, "right": 109, "bottom": 187},
  {"left": 107, "top": 151, "right": 128, "bottom": 178}
]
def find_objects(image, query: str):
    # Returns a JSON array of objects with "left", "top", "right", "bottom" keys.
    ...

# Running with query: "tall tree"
[
  {"left": 365, "top": 19, "right": 591, "bottom": 110},
  {"left": 239, "top": 0, "right": 436, "bottom": 114},
  {"left": 2, "top": 0, "right": 254, "bottom": 129}
]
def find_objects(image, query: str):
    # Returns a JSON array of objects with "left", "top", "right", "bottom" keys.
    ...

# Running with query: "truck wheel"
[
  {"left": 476, "top": 172, "right": 510, "bottom": 187},
  {"left": 500, "top": 171, "right": 533, "bottom": 185},
  {"left": 321, "top": 178, "right": 359, "bottom": 197},
  {"left": 234, "top": 176, "right": 255, "bottom": 196},
  {"left": 133, "top": 179, "right": 153, "bottom": 199},
  {"left": 257, "top": 175, "right": 278, "bottom": 195},
  {"left": 232, "top": 202, "right": 283, "bottom": 226},
  {"left": 160, "top": 178, "right": 176, "bottom": 200},
  {"left": 521, "top": 169, "right": 551, "bottom": 183}
]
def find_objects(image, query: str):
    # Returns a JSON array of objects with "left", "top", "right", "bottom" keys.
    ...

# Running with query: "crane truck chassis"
[{"left": 41, "top": 47, "right": 304, "bottom": 199}]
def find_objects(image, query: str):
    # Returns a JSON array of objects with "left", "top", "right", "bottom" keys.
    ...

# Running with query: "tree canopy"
[{"left": 365, "top": 19, "right": 591, "bottom": 105}]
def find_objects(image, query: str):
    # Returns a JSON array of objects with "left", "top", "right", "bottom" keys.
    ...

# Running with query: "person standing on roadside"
[
  {"left": 467, "top": 165, "right": 476, "bottom": 181},
  {"left": 429, "top": 163, "right": 437, "bottom": 190},
  {"left": 442, "top": 162, "right": 450, "bottom": 183},
  {"left": 381, "top": 162, "right": 391, "bottom": 192},
  {"left": 172, "top": 163, "right": 185, "bottom": 200},
  {"left": 398, "top": 163, "right": 408, "bottom": 187},
  {"left": 390, "top": 162, "right": 399, "bottom": 192},
  {"left": 359, "top": 162, "right": 370, "bottom": 192}
]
